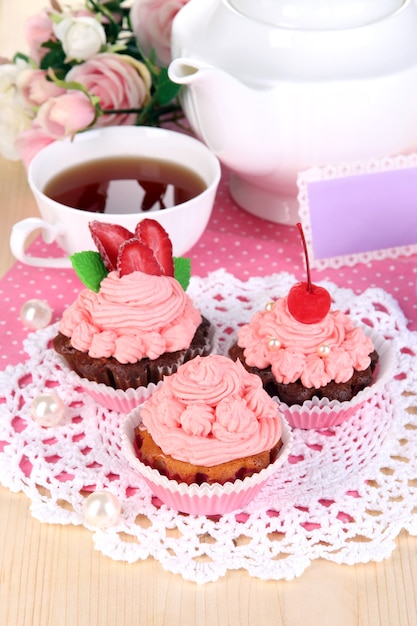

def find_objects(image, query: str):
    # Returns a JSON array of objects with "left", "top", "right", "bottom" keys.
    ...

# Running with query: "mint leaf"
[
  {"left": 70, "top": 251, "right": 108, "bottom": 292},
  {"left": 174, "top": 257, "right": 191, "bottom": 291}
]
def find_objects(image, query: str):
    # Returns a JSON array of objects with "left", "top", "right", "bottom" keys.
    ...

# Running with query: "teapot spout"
[
  {"left": 168, "top": 58, "right": 275, "bottom": 175},
  {"left": 168, "top": 58, "right": 210, "bottom": 85}
]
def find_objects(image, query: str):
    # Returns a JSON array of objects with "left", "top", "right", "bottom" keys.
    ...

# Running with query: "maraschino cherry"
[{"left": 287, "top": 223, "right": 331, "bottom": 324}]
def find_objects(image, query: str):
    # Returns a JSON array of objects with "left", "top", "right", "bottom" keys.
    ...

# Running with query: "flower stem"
[{"left": 101, "top": 104, "right": 182, "bottom": 116}]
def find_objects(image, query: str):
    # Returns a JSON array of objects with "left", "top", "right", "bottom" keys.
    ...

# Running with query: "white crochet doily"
[{"left": 0, "top": 270, "right": 416, "bottom": 584}]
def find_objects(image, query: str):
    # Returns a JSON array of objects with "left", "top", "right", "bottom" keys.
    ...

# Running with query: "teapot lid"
[{"left": 229, "top": 0, "right": 404, "bottom": 29}]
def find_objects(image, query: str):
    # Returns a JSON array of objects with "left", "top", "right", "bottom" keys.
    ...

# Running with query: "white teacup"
[{"left": 10, "top": 126, "right": 221, "bottom": 268}]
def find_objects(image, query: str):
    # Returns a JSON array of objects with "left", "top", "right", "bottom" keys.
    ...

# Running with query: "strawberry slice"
[
  {"left": 135, "top": 219, "right": 174, "bottom": 276},
  {"left": 89, "top": 221, "right": 134, "bottom": 271},
  {"left": 117, "top": 238, "right": 163, "bottom": 277}
]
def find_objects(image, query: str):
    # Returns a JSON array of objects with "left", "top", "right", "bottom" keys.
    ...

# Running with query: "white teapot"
[{"left": 169, "top": 0, "right": 417, "bottom": 224}]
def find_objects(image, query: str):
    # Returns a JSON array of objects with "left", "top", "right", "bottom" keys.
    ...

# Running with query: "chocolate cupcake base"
[
  {"left": 229, "top": 342, "right": 379, "bottom": 406},
  {"left": 53, "top": 316, "right": 211, "bottom": 391}
]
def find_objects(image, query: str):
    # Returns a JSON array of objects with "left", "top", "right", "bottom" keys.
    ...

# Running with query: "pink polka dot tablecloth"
[{"left": 1, "top": 167, "right": 417, "bottom": 367}]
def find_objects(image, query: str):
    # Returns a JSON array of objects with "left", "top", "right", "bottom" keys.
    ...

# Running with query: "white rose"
[
  {"left": 0, "top": 60, "right": 34, "bottom": 159},
  {"left": 0, "top": 59, "right": 29, "bottom": 104},
  {"left": 0, "top": 102, "right": 33, "bottom": 160},
  {"left": 53, "top": 16, "right": 107, "bottom": 62}
]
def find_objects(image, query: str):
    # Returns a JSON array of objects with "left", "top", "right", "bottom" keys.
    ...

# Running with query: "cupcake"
[
  {"left": 53, "top": 219, "right": 211, "bottom": 411},
  {"left": 229, "top": 224, "right": 393, "bottom": 428},
  {"left": 121, "top": 354, "right": 292, "bottom": 515}
]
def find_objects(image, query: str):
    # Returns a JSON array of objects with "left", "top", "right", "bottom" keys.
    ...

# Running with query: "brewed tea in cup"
[{"left": 10, "top": 126, "right": 221, "bottom": 268}]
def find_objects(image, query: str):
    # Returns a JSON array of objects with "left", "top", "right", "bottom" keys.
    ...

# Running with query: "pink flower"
[
  {"left": 25, "top": 9, "right": 55, "bottom": 64},
  {"left": 25, "top": 8, "right": 99, "bottom": 64},
  {"left": 130, "top": 0, "right": 189, "bottom": 66},
  {"left": 16, "top": 69, "right": 66, "bottom": 107},
  {"left": 15, "top": 87, "right": 97, "bottom": 170},
  {"left": 66, "top": 53, "right": 151, "bottom": 126},
  {"left": 35, "top": 91, "right": 97, "bottom": 138},
  {"left": 15, "top": 126, "right": 55, "bottom": 170}
]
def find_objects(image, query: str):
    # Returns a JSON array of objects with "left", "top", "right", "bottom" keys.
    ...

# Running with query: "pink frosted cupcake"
[
  {"left": 229, "top": 224, "right": 394, "bottom": 428},
  {"left": 53, "top": 219, "right": 211, "bottom": 411},
  {"left": 121, "top": 354, "right": 292, "bottom": 515}
]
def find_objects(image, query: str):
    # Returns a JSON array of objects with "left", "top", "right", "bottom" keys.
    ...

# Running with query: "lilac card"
[{"left": 297, "top": 155, "right": 417, "bottom": 270}]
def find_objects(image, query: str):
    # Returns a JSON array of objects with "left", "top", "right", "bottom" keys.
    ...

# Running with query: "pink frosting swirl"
[
  {"left": 59, "top": 271, "right": 202, "bottom": 363},
  {"left": 170, "top": 354, "right": 242, "bottom": 405},
  {"left": 237, "top": 297, "right": 374, "bottom": 389},
  {"left": 140, "top": 355, "right": 282, "bottom": 466}
]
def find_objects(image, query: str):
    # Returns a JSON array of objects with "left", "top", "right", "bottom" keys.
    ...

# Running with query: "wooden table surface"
[{"left": 1, "top": 2, "right": 417, "bottom": 625}]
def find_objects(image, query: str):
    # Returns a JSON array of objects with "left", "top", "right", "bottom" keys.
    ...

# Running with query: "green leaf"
[
  {"left": 13, "top": 52, "right": 31, "bottom": 65},
  {"left": 155, "top": 68, "right": 182, "bottom": 105},
  {"left": 70, "top": 251, "right": 108, "bottom": 292},
  {"left": 86, "top": 0, "right": 120, "bottom": 43},
  {"left": 40, "top": 44, "right": 70, "bottom": 74},
  {"left": 173, "top": 257, "right": 191, "bottom": 291}
]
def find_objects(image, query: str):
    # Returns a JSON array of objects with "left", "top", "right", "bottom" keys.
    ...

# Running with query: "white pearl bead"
[
  {"left": 20, "top": 299, "right": 52, "bottom": 330},
  {"left": 265, "top": 301, "right": 274, "bottom": 312},
  {"left": 83, "top": 491, "right": 121, "bottom": 528},
  {"left": 31, "top": 392, "right": 65, "bottom": 427},
  {"left": 267, "top": 337, "right": 281, "bottom": 350},
  {"left": 317, "top": 343, "right": 331, "bottom": 357}
]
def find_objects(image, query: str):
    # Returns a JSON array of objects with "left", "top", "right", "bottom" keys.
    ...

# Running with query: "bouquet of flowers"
[{"left": 0, "top": 0, "right": 189, "bottom": 169}]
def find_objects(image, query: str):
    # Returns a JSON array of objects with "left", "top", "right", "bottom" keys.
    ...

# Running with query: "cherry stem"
[{"left": 296, "top": 222, "right": 313, "bottom": 293}]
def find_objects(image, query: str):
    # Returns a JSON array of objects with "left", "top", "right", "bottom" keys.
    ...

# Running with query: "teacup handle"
[{"left": 10, "top": 218, "right": 72, "bottom": 268}]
